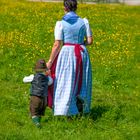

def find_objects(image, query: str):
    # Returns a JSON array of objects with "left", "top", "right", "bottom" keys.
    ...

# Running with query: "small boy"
[{"left": 23, "top": 59, "right": 53, "bottom": 128}]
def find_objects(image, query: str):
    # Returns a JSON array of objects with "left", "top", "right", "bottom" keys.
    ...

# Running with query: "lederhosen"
[{"left": 30, "top": 73, "right": 48, "bottom": 116}]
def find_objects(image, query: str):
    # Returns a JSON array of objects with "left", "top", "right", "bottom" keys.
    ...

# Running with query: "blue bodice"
[{"left": 61, "top": 18, "right": 86, "bottom": 44}]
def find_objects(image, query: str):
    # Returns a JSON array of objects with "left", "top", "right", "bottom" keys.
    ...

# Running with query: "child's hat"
[{"left": 34, "top": 59, "right": 47, "bottom": 72}]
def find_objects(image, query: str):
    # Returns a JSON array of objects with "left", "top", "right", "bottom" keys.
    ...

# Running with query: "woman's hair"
[{"left": 64, "top": 0, "right": 77, "bottom": 12}]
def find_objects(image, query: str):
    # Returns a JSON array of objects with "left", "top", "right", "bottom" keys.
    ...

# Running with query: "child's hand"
[{"left": 46, "top": 70, "right": 51, "bottom": 76}]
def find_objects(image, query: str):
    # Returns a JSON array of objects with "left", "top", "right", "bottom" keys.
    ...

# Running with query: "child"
[{"left": 23, "top": 59, "right": 53, "bottom": 128}]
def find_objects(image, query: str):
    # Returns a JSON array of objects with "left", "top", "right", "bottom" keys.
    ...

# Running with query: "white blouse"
[{"left": 54, "top": 18, "right": 92, "bottom": 41}]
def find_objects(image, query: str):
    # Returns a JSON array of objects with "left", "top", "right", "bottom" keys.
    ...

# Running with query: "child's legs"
[
  {"left": 30, "top": 96, "right": 42, "bottom": 117},
  {"left": 30, "top": 96, "right": 44, "bottom": 128},
  {"left": 39, "top": 97, "right": 47, "bottom": 116}
]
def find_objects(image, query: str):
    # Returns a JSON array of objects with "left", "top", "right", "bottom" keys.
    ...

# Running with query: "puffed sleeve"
[
  {"left": 23, "top": 74, "right": 34, "bottom": 83},
  {"left": 48, "top": 76, "right": 53, "bottom": 86},
  {"left": 83, "top": 18, "right": 92, "bottom": 37},
  {"left": 54, "top": 21, "right": 63, "bottom": 40}
]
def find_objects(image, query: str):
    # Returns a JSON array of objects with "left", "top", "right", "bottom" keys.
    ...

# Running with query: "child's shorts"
[{"left": 30, "top": 96, "right": 47, "bottom": 116}]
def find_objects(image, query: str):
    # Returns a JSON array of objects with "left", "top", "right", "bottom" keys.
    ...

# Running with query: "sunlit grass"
[{"left": 0, "top": 0, "right": 140, "bottom": 139}]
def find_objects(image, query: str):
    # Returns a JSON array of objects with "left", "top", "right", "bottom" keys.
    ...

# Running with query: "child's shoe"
[
  {"left": 35, "top": 122, "right": 41, "bottom": 128},
  {"left": 32, "top": 116, "right": 41, "bottom": 128}
]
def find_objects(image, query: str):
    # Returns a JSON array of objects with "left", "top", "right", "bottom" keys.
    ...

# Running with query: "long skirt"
[{"left": 52, "top": 45, "right": 92, "bottom": 116}]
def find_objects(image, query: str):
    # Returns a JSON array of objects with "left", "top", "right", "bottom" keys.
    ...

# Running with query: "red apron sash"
[
  {"left": 47, "top": 54, "right": 58, "bottom": 108},
  {"left": 64, "top": 43, "right": 84, "bottom": 96}
]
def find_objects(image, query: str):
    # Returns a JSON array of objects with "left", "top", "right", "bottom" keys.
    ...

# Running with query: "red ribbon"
[
  {"left": 47, "top": 54, "right": 59, "bottom": 108},
  {"left": 64, "top": 43, "right": 84, "bottom": 96}
]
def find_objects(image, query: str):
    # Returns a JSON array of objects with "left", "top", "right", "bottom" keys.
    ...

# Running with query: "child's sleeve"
[
  {"left": 48, "top": 76, "right": 53, "bottom": 86},
  {"left": 23, "top": 74, "right": 34, "bottom": 83}
]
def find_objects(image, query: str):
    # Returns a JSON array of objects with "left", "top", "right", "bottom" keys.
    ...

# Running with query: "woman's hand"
[
  {"left": 46, "top": 61, "right": 52, "bottom": 70},
  {"left": 47, "top": 40, "right": 61, "bottom": 69},
  {"left": 85, "top": 36, "right": 93, "bottom": 45}
]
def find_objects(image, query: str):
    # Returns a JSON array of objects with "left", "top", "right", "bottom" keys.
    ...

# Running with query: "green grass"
[{"left": 0, "top": 0, "right": 140, "bottom": 139}]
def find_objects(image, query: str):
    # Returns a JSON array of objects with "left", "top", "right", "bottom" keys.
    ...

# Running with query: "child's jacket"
[
  {"left": 23, "top": 73, "right": 53, "bottom": 97},
  {"left": 31, "top": 73, "right": 49, "bottom": 97}
]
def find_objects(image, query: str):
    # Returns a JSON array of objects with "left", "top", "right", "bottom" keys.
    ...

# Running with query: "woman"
[{"left": 47, "top": 0, "right": 93, "bottom": 116}]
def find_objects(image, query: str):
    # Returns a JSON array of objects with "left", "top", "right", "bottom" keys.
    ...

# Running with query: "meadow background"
[{"left": 0, "top": 0, "right": 140, "bottom": 139}]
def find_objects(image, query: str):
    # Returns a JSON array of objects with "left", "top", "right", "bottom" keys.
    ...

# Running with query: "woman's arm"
[
  {"left": 83, "top": 18, "right": 93, "bottom": 45},
  {"left": 47, "top": 40, "right": 61, "bottom": 69}
]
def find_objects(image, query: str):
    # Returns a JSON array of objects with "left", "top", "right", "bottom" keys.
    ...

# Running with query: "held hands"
[
  {"left": 46, "top": 69, "right": 51, "bottom": 76},
  {"left": 46, "top": 59, "right": 53, "bottom": 76}
]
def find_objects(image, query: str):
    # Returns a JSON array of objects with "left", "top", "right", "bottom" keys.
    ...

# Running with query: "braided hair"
[{"left": 64, "top": 0, "right": 77, "bottom": 12}]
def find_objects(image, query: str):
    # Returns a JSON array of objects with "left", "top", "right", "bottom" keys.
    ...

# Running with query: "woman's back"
[{"left": 62, "top": 18, "right": 86, "bottom": 44}]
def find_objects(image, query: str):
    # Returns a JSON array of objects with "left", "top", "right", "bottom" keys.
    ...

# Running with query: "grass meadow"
[{"left": 0, "top": 0, "right": 140, "bottom": 139}]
